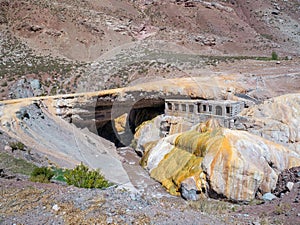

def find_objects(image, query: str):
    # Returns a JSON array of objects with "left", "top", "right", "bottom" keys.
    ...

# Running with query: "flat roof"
[{"left": 165, "top": 99, "right": 242, "bottom": 104}]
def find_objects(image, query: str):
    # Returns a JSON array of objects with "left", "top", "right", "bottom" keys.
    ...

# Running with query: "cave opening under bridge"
[{"left": 95, "top": 98, "right": 165, "bottom": 147}]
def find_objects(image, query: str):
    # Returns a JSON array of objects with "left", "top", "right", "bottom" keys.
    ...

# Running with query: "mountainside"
[
  {"left": 1, "top": 0, "right": 299, "bottom": 61},
  {"left": 1, "top": 0, "right": 299, "bottom": 100}
]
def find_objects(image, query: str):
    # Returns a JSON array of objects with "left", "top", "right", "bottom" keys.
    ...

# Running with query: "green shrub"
[
  {"left": 271, "top": 51, "right": 278, "bottom": 60},
  {"left": 30, "top": 167, "right": 54, "bottom": 183},
  {"left": 9, "top": 141, "right": 25, "bottom": 151},
  {"left": 64, "top": 163, "right": 111, "bottom": 189},
  {"left": 51, "top": 167, "right": 67, "bottom": 182}
]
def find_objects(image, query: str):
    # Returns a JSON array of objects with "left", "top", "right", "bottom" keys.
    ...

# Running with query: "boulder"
[
  {"left": 52, "top": 204, "right": 60, "bottom": 212},
  {"left": 262, "top": 193, "right": 277, "bottom": 201},
  {"left": 4, "top": 145, "right": 12, "bottom": 152},
  {"left": 180, "top": 177, "right": 200, "bottom": 201},
  {"left": 9, "top": 78, "right": 44, "bottom": 99},
  {"left": 30, "top": 79, "right": 41, "bottom": 90},
  {"left": 141, "top": 119, "right": 300, "bottom": 202}
]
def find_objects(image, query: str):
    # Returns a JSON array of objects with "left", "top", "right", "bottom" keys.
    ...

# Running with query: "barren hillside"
[
  {"left": 0, "top": 0, "right": 299, "bottom": 100},
  {"left": 2, "top": 0, "right": 300, "bottom": 60}
]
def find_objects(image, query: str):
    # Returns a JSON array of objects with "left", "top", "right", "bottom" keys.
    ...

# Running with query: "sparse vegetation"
[
  {"left": 64, "top": 162, "right": 112, "bottom": 189},
  {"left": 30, "top": 166, "right": 54, "bottom": 183},
  {"left": 51, "top": 167, "right": 67, "bottom": 182},
  {"left": 0, "top": 33, "right": 87, "bottom": 99},
  {"left": 260, "top": 217, "right": 271, "bottom": 225},
  {"left": 271, "top": 51, "right": 279, "bottom": 60},
  {"left": 9, "top": 141, "right": 26, "bottom": 151},
  {"left": 273, "top": 203, "right": 291, "bottom": 215},
  {"left": 187, "top": 198, "right": 233, "bottom": 214},
  {"left": 0, "top": 152, "right": 37, "bottom": 175},
  {"left": 261, "top": 33, "right": 274, "bottom": 40}
]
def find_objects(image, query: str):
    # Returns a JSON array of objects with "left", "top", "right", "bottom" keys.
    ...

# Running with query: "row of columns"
[{"left": 165, "top": 102, "right": 235, "bottom": 117}]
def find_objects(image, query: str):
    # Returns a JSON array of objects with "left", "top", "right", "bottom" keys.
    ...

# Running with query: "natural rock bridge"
[{"left": 1, "top": 76, "right": 248, "bottom": 147}]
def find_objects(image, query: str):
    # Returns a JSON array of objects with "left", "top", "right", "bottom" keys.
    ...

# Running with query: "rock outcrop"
[
  {"left": 0, "top": 100, "right": 135, "bottom": 191},
  {"left": 236, "top": 93, "right": 300, "bottom": 154},
  {"left": 140, "top": 119, "right": 300, "bottom": 202}
]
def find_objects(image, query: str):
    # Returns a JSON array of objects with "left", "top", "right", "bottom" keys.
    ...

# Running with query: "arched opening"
[
  {"left": 94, "top": 97, "right": 165, "bottom": 147},
  {"left": 216, "top": 106, "right": 222, "bottom": 116}
]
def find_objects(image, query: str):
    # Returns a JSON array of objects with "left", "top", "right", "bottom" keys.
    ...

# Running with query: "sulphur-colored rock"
[
  {"left": 114, "top": 113, "right": 128, "bottom": 133},
  {"left": 202, "top": 128, "right": 299, "bottom": 201},
  {"left": 141, "top": 119, "right": 300, "bottom": 202}
]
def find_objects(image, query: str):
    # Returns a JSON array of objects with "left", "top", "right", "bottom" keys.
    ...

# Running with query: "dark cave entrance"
[{"left": 95, "top": 98, "right": 165, "bottom": 147}]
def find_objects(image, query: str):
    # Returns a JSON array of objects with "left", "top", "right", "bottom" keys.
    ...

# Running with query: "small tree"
[
  {"left": 30, "top": 167, "right": 54, "bottom": 183},
  {"left": 9, "top": 141, "right": 25, "bottom": 151},
  {"left": 64, "top": 163, "right": 111, "bottom": 189},
  {"left": 271, "top": 51, "right": 278, "bottom": 60}
]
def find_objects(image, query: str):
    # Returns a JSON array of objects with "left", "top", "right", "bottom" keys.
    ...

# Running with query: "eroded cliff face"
[
  {"left": 139, "top": 118, "right": 300, "bottom": 202},
  {"left": 0, "top": 99, "right": 136, "bottom": 190},
  {"left": 237, "top": 93, "right": 300, "bottom": 154}
]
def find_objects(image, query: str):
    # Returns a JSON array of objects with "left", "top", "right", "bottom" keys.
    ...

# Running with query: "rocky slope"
[
  {"left": 1, "top": 0, "right": 299, "bottom": 100},
  {"left": 0, "top": 177, "right": 242, "bottom": 225},
  {"left": 1, "top": 0, "right": 299, "bottom": 61}
]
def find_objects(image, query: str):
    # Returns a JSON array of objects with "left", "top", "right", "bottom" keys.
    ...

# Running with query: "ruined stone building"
[{"left": 163, "top": 99, "right": 245, "bottom": 130}]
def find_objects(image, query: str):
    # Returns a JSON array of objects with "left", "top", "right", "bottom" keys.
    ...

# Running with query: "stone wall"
[{"left": 164, "top": 99, "right": 244, "bottom": 129}]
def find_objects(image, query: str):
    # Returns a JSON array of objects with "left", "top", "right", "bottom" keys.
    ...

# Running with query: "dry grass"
[
  {"left": 0, "top": 152, "right": 37, "bottom": 175},
  {"left": 273, "top": 203, "right": 291, "bottom": 215},
  {"left": 187, "top": 197, "right": 234, "bottom": 214}
]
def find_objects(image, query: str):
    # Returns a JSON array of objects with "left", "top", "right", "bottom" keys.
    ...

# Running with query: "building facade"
[{"left": 164, "top": 99, "right": 245, "bottom": 128}]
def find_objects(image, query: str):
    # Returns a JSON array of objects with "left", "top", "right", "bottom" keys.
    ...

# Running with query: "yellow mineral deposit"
[
  {"left": 114, "top": 113, "right": 128, "bottom": 133},
  {"left": 141, "top": 119, "right": 300, "bottom": 201}
]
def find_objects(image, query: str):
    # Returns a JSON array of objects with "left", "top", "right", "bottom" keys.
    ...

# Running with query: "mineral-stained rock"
[
  {"left": 202, "top": 128, "right": 299, "bottom": 201},
  {"left": 238, "top": 94, "right": 300, "bottom": 154},
  {"left": 141, "top": 119, "right": 300, "bottom": 202},
  {"left": 114, "top": 113, "right": 128, "bottom": 133}
]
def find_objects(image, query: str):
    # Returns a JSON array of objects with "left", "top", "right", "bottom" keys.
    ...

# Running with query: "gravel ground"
[
  {"left": 0, "top": 178, "right": 230, "bottom": 225},
  {"left": 1, "top": 142, "right": 300, "bottom": 225}
]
